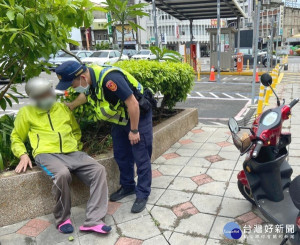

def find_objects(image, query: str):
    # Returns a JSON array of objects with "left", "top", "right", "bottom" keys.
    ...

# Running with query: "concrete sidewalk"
[{"left": 1, "top": 77, "right": 299, "bottom": 245}]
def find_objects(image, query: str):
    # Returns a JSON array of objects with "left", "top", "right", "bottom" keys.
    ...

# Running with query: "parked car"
[
  {"left": 48, "top": 50, "right": 93, "bottom": 70},
  {"left": 123, "top": 49, "right": 137, "bottom": 59},
  {"left": 132, "top": 50, "right": 157, "bottom": 60},
  {"left": 81, "top": 50, "right": 128, "bottom": 65}
]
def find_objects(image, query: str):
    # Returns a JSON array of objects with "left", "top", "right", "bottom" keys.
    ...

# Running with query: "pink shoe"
[
  {"left": 58, "top": 219, "right": 74, "bottom": 233},
  {"left": 79, "top": 223, "right": 112, "bottom": 234}
]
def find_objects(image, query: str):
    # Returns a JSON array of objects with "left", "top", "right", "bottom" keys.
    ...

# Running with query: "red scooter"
[{"left": 228, "top": 73, "right": 300, "bottom": 245}]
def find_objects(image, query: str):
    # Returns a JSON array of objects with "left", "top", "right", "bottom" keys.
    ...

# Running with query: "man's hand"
[
  {"left": 64, "top": 102, "right": 76, "bottom": 111},
  {"left": 15, "top": 154, "right": 32, "bottom": 173},
  {"left": 129, "top": 131, "right": 140, "bottom": 145}
]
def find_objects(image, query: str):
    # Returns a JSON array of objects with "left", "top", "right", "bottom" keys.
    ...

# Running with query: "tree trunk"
[{"left": 119, "top": 22, "right": 125, "bottom": 61}]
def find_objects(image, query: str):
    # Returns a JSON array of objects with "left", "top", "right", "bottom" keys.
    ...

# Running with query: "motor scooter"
[{"left": 228, "top": 73, "right": 300, "bottom": 245}]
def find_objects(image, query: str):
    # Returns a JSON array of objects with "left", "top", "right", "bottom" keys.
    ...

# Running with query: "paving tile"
[
  {"left": 0, "top": 233, "right": 37, "bottom": 245},
  {"left": 190, "top": 134, "right": 211, "bottom": 143},
  {"left": 163, "top": 152, "right": 180, "bottom": 160},
  {"left": 206, "top": 239, "right": 222, "bottom": 245},
  {"left": 187, "top": 157, "right": 211, "bottom": 168},
  {"left": 219, "top": 145, "right": 238, "bottom": 152},
  {"left": 169, "top": 232, "right": 206, "bottom": 245},
  {"left": 118, "top": 215, "right": 160, "bottom": 240},
  {"left": 243, "top": 216, "right": 264, "bottom": 228},
  {"left": 152, "top": 169, "right": 163, "bottom": 178},
  {"left": 151, "top": 206, "right": 177, "bottom": 230},
  {"left": 104, "top": 214, "right": 115, "bottom": 226},
  {"left": 71, "top": 206, "right": 87, "bottom": 235},
  {"left": 179, "top": 142, "right": 203, "bottom": 149},
  {"left": 191, "top": 193, "right": 222, "bottom": 215},
  {"left": 174, "top": 213, "right": 215, "bottom": 236},
  {"left": 224, "top": 182, "right": 244, "bottom": 199},
  {"left": 191, "top": 174, "right": 214, "bottom": 186},
  {"left": 179, "top": 139, "right": 194, "bottom": 145},
  {"left": 191, "top": 129, "right": 204, "bottom": 134},
  {"left": 205, "top": 155, "right": 225, "bottom": 163},
  {"left": 218, "top": 151, "right": 240, "bottom": 161},
  {"left": 195, "top": 150, "right": 220, "bottom": 158},
  {"left": 172, "top": 202, "right": 199, "bottom": 218},
  {"left": 157, "top": 165, "right": 183, "bottom": 176},
  {"left": 107, "top": 201, "right": 122, "bottom": 215},
  {"left": 148, "top": 188, "right": 165, "bottom": 205},
  {"left": 178, "top": 166, "right": 207, "bottom": 178},
  {"left": 197, "top": 181, "right": 227, "bottom": 196},
  {"left": 115, "top": 237, "right": 143, "bottom": 245},
  {"left": 229, "top": 170, "right": 240, "bottom": 183},
  {"left": 161, "top": 156, "right": 191, "bottom": 166},
  {"left": 152, "top": 176, "right": 174, "bottom": 189},
  {"left": 112, "top": 201, "right": 150, "bottom": 224},
  {"left": 163, "top": 230, "right": 172, "bottom": 241},
  {"left": 36, "top": 224, "right": 74, "bottom": 245},
  {"left": 216, "top": 141, "right": 233, "bottom": 147},
  {"left": 209, "top": 159, "right": 237, "bottom": 170},
  {"left": 143, "top": 235, "right": 169, "bottom": 245},
  {"left": 175, "top": 148, "right": 198, "bottom": 157},
  {"left": 0, "top": 220, "right": 27, "bottom": 237},
  {"left": 206, "top": 169, "right": 232, "bottom": 182},
  {"left": 168, "top": 177, "right": 198, "bottom": 191},
  {"left": 17, "top": 219, "right": 51, "bottom": 237},
  {"left": 209, "top": 216, "right": 232, "bottom": 240},
  {"left": 78, "top": 225, "right": 119, "bottom": 244},
  {"left": 219, "top": 197, "right": 252, "bottom": 218},
  {"left": 56, "top": 239, "right": 80, "bottom": 245},
  {"left": 156, "top": 189, "right": 193, "bottom": 207},
  {"left": 236, "top": 212, "right": 258, "bottom": 224},
  {"left": 201, "top": 143, "right": 221, "bottom": 151}
]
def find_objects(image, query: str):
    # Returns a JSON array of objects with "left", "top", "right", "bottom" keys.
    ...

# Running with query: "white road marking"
[
  {"left": 187, "top": 96, "right": 249, "bottom": 101},
  {"left": 209, "top": 92, "right": 219, "bottom": 98},
  {"left": 222, "top": 93, "right": 234, "bottom": 99},
  {"left": 198, "top": 117, "right": 228, "bottom": 121},
  {"left": 233, "top": 77, "right": 239, "bottom": 80},
  {"left": 196, "top": 92, "right": 204, "bottom": 97},
  {"left": 187, "top": 94, "right": 191, "bottom": 97},
  {"left": 236, "top": 93, "right": 249, "bottom": 99},
  {"left": 212, "top": 122, "right": 226, "bottom": 126}
]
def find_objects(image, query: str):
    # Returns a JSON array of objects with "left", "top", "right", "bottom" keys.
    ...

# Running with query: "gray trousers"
[{"left": 35, "top": 151, "right": 108, "bottom": 227}]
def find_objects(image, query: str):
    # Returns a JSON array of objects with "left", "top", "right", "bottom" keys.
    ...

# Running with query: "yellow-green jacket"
[{"left": 11, "top": 102, "right": 82, "bottom": 158}]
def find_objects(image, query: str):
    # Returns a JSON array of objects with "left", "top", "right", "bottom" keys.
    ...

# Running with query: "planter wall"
[{"left": 0, "top": 108, "right": 198, "bottom": 227}]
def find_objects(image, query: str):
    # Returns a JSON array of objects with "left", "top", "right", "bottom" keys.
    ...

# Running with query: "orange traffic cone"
[
  {"left": 209, "top": 66, "right": 216, "bottom": 82},
  {"left": 255, "top": 68, "right": 259, "bottom": 83}
]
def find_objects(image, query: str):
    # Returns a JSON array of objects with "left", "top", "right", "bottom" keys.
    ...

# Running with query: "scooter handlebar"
[
  {"left": 289, "top": 98, "right": 299, "bottom": 109},
  {"left": 252, "top": 141, "right": 263, "bottom": 158}
]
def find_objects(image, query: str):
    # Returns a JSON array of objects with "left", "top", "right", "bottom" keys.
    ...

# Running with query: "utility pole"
[
  {"left": 275, "top": 13, "right": 280, "bottom": 65},
  {"left": 217, "top": 0, "right": 221, "bottom": 83},
  {"left": 152, "top": 0, "right": 159, "bottom": 46},
  {"left": 267, "top": 17, "right": 275, "bottom": 72},
  {"left": 251, "top": 0, "right": 261, "bottom": 105}
]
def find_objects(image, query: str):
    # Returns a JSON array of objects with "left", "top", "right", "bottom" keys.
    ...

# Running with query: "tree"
[
  {"left": 0, "top": 0, "right": 105, "bottom": 110},
  {"left": 103, "top": 0, "right": 148, "bottom": 59}
]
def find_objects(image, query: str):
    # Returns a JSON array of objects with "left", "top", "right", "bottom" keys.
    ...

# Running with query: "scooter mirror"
[
  {"left": 228, "top": 118, "right": 239, "bottom": 134},
  {"left": 261, "top": 73, "right": 273, "bottom": 87}
]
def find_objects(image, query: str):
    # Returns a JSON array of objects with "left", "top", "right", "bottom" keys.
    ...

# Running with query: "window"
[
  {"left": 90, "top": 51, "right": 109, "bottom": 58},
  {"left": 114, "top": 51, "right": 120, "bottom": 57},
  {"left": 77, "top": 52, "right": 86, "bottom": 58}
]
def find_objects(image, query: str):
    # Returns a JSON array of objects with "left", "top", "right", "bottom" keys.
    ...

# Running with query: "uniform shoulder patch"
[{"left": 106, "top": 80, "right": 117, "bottom": 92}]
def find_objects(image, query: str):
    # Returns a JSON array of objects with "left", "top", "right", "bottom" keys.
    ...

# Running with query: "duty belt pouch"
[{"left": 134, "top": 88, "right": 157, "bottom": 115}]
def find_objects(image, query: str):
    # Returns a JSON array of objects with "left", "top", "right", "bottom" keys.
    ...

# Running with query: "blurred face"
[{"left": 33, "top": 90, "right": 56, "bottom": 110}]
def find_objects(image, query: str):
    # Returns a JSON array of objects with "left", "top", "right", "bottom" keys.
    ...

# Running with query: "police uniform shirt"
[{"left": 88, "top": 67, "right": 133, "bottom": 105}]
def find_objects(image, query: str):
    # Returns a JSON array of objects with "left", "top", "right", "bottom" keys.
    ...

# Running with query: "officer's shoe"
[
  {"left": 131, "top": 198, "right": 148, "bottom": 213},
  {"left": 110, "top": 187, "right": 135, "bottom": 202}
]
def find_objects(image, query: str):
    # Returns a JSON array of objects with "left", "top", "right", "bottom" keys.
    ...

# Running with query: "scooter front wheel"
[{"left": 237, "top": 180, "right": 256, "bottom": 206}]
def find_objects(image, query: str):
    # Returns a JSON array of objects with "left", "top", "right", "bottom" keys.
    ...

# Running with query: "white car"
[
  {"left": 132, "top": 50, "right": 157, "bottom": 60},
  {"left": 81, "top": 50, "right": 128, "bottom": 65},
  {"left": 48, "top": 50, "right": 93, "bottom": 69}
]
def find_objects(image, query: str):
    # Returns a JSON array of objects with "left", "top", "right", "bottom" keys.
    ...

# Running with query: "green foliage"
[
  {"left": 0, "top": 0, "right": 99, "bottom": 109},
  {"left": 95, "top": 41, "right": 110, "bottom": 50},
  {"left": 0, "top": 114, "right": 31, "bottom": 171},
  {"left": 103, "top": 0, "right": 149, "bottom": 58},
  {"left": 150, "top": 46, "right": 183, "bottom": 62},
  {"left": 115, "top": 60, "right": 194, "bottom": 109}
]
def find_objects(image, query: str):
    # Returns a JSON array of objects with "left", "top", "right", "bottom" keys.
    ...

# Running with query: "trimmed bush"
[{"left": 115, "top": 60, "right": 194, "bottom": 109}]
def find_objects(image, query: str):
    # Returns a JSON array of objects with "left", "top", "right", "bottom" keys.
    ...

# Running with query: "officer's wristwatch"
[{"left": 130, "top": 129, "right": 139, "bottom": 134}]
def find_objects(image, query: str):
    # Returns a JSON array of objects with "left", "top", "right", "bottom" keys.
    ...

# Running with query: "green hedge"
[{"left": 115, "top": 60, "right": 194, "bottom": 109}]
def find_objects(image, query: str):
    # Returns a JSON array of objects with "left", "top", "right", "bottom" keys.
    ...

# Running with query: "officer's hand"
[
  {"left": 129, "top": 131, "right": 140, "bottom": 145},
  {"left": 15, "top": 154, "right": 32, "bottom": 173},
  {"left": 64, "top": 102, "right": 75, "bottom": 111}
]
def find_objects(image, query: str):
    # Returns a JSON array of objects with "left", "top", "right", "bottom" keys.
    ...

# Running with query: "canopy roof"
[{"left": 145, "top": 0, "right": 246, "bottom": 20}]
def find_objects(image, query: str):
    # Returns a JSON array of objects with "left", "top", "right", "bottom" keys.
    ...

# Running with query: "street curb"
[{"left": 199, "top": 71, "right": 264, "bottom": 76}]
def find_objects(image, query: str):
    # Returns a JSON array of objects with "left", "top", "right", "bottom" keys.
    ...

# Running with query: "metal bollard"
[
  {"left": 246, "top": 59, "right": 250, "bottom": 71},
  {"left": 256, "top": 84, "right": 265, "bottom": 115},
  {"left": 197, "top": 58, "right": 201, "bottom": 81}
]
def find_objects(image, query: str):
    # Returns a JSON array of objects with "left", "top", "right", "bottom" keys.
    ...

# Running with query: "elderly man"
[{"left": 11, "top": 77, "right": 111, "bottom": 234}]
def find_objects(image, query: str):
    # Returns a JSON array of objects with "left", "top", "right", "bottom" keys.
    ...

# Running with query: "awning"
[{"left": 145, "top": 0, "right": 246, "bottom": 20}]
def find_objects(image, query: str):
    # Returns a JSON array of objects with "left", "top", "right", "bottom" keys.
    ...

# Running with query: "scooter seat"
[{"left": 290, "top": 176, "right": 300, "bottom": 210}]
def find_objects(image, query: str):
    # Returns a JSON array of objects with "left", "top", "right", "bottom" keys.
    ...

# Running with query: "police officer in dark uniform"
[{"left": 55, "top": 61, "right": 156, "bottom": 213}]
